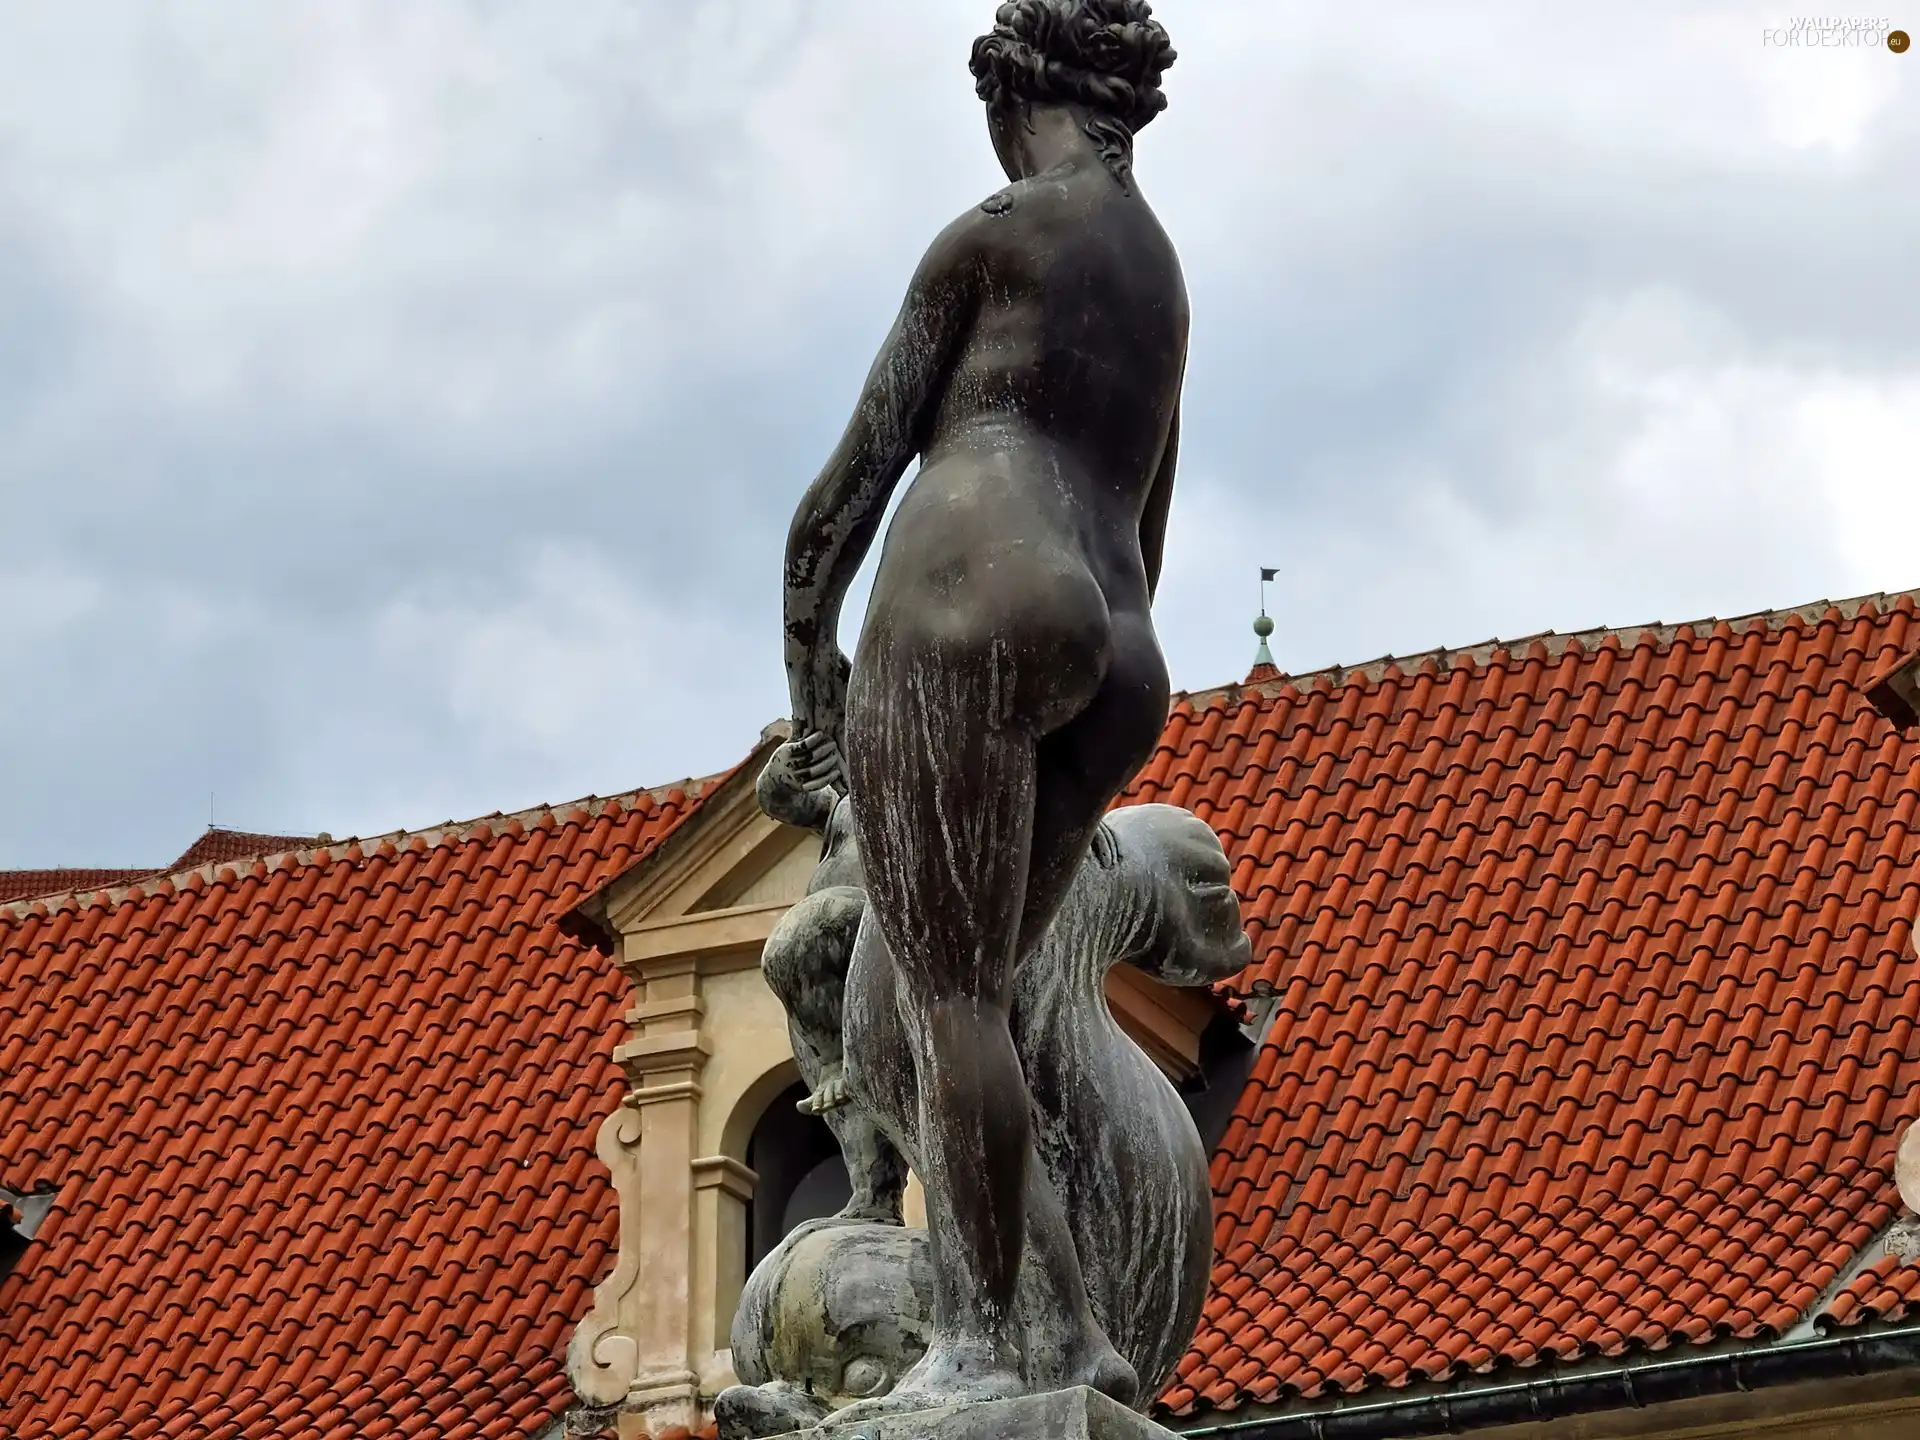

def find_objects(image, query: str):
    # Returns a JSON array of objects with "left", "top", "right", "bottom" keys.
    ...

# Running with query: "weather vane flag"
[{"left": 1254, "top": 568, "right": 1279, "bottom": 671}]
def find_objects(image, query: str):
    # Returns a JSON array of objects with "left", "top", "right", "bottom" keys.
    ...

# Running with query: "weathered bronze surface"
[
  {"left": 766, "top": 1, "right": 1220, "bottom": 1423},
  {"left": 720, "top": 775, "right": 1247, "bottom": 1437},
  {"left": 730, "top": 1385, "right": 1185, "bottom": 1440}
]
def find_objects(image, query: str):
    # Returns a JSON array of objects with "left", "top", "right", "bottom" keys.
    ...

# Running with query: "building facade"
[{"left": 563, "top": 591, "right": 1920, "bottom": 1440}]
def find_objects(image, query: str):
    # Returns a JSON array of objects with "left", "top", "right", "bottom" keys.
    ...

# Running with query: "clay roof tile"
[
  {"left": 0, "top": 778, "right": 715, "bottom": 1440},
  {"left": 1164, "top": 588, "right": 1920, "bottom": 1417}
]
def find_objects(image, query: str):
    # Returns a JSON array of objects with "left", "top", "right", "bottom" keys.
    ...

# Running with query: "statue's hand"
[
  {"left": 788, "top": 728, "right": 846, "bottom": 797},
  {"left": 756, "top": 738, "right": 838, "bottom": 830},
  {"left": 799, "top": 1062, "right": 852, "bottom": 1115}
]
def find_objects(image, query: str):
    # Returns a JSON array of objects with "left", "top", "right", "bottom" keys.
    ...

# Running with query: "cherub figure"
[{"left": 754, "top": 736, "right": 908, "bottom": 1224}]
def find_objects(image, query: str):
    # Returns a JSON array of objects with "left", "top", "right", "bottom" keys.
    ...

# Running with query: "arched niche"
[{"left": 742, "top": 1079, "right": 853, "bottom": 1271}]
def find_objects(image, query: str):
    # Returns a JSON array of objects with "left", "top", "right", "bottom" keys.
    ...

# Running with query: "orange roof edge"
[
  {"left": 1184, "top": 585, "right": 1920, "bottom": 712},
  {"left": 1, "top": 771, "right": 734, "bottom": 922}
]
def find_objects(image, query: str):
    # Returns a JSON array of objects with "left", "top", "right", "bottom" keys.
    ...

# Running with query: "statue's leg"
[
  {"left": 761, "top": 889, "right": 866, "bottom": 1082},
  {"left": 763, "top": 890, "right": 908, "bottom": 1224},
  {"left": 1014, "top": 1145, "right": 1138, "bottom": 1400},
  {"left": 836, "top": 602, "right": 1159, "bottom": 1411},
  {"left": 840, "top": 635, "right": 1039, "bottom": 1407},
  {"left": 1020, "top": 606, "right": 1171, "bottom": 959},
  {"left": 825, "top": 1101, "right": 909, "bottom": 1224},
  {"left": 1010, "top": 609, "right": 1170, "bottom": 1401}
]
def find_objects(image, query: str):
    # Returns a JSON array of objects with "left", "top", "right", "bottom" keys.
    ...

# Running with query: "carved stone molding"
[{"left": 567, "top": 1102, "right": 648, "bottom": 1409}]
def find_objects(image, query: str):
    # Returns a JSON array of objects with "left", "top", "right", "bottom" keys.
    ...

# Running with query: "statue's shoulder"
[
  {"left": 911, "top": 197, "right": 1011, "bottom": 289},
  {"left": 978, "top": 185, "right": 1019, "bottom": 218},
  {"left": 927, "top": 180, "right": 1053, "bottom": 262},
  {"left": 912, "top": 181, "right": 1054, "bottom": 290},
  {"left": 974, "top": 171, "right": 1069, "bottom": 220}
]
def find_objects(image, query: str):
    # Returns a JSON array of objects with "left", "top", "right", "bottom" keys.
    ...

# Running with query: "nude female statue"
[{"left": 781, "top": 0, "right": 1185, "bottom": 1414}]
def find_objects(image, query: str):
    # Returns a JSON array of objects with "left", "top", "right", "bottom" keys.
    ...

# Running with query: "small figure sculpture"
[
  {"left": 754, "top": 747, "right": 908, "bottom": 1224},
  {"left": 718, "top": 740, "right": 1247, "bottom": 1437},
  {"left": 780, "top": 0, "right": 1186, "bottom": 1414}
]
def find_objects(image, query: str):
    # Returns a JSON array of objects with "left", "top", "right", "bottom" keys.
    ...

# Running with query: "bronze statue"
[
  {"left": 780, "top": 0, "right": 1187, "bottom": 1418},
  {"left": 719, "top": 777, "right": 1248, "bottom": 1438}
]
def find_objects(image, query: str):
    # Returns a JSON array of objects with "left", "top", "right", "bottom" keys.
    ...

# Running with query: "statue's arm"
[
  {"left": 783, "top": 225, "right": 980, "bottom": 742},
  {"left": 1140, "top": 398, "right": 1181, "bottom": 604}
]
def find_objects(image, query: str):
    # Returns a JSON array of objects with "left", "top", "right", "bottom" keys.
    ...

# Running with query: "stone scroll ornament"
[{"left": 735, "top": 0, "right": 1235, "bottom": 1431}]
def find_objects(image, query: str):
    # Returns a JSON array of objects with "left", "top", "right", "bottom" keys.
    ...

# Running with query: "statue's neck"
[{"left": 1010, "top": 103, "right": 1104, "bottom": 179}]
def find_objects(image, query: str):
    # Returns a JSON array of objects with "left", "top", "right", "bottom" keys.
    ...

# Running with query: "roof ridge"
[
  {"left": 0, "top": 867, "right": 159, "bottom": 906},
  {"left": 1, "top": 771, "right": 728, "bottom": 920},
  {"left": 1182, "top": 584, "right": 1920, "bottom": 709},
  {"left": 390, "top": 770, "right": 725, "bottom": 853}
]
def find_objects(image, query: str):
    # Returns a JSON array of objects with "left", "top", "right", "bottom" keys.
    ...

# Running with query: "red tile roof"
[
  {"left": 0, "top": 782, "right": 715, "bottom": 1440},
  {"left": 1135, "top": 590, "right": 1920, "bottom": 1416},
  {"left": 0, "top": 871, "right": 153, "bottom": 905},
  {"left": 165, "top": 830, "right": 319, "bottom": 872},
  {"left": 6, "top": 588, "right": 1920, "bottom": 1436},
  {"left": 1824, "top": 1253, "right": 1920, "bottom": 1329},
  {"left": 0, "top": 835, "right": 314, "bottom": 907}
]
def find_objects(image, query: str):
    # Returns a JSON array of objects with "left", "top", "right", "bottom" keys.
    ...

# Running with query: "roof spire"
[{"left": 1250, "top": 567, "right": 1280, "bottom": 681}]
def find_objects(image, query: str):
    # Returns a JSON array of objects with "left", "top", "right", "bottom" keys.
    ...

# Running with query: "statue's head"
[
  {"left": 969, "top": 0, "right": 1176, "bottom": 189},
  {"left": 1099, "top": 803, "right": 1251, "bottom": 987},
  {"left": 718, "top": 1219, "right": 934, "bottom": 1439}
]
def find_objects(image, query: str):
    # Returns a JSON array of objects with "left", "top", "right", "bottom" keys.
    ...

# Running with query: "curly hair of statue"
[{"left": 969, "top": 0, "right": 1176, "bottom": 194}]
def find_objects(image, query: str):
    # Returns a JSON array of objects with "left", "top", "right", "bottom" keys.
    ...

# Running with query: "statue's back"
[{"left": 928, "top": 172, "right": 1189, "bottom": 511}]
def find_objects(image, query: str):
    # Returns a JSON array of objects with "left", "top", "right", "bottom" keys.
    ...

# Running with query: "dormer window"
[
  {"left": 0, "top": 1178, "right": 57, "bottom": 1285},
  {"left": 1868, "top": 647, "right": 1920, "bottom": 730}
]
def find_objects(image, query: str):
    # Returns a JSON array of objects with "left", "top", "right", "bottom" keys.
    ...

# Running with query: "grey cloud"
[{"left": 1, "top": 1, "right": 1916, "bottom": 864}]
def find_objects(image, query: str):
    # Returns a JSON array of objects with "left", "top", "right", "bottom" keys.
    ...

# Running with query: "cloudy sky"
[{"left": 0, "top": 2, "right": 1914, "bottom": 866}]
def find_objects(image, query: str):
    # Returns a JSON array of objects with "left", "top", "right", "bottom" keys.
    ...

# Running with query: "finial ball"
[{"left": 1253, "top": 614, "right": 1275, "bottom": 639}]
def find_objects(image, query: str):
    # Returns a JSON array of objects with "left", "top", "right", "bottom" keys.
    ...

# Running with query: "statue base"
[{"left": 793, "top": 1388, "right": 1178, "bottom": 1440}]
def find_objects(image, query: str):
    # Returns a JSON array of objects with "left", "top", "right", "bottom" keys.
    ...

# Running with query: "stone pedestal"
[{"left": 788, "top": 1389, "right": 1178, "bottom": 1440}]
